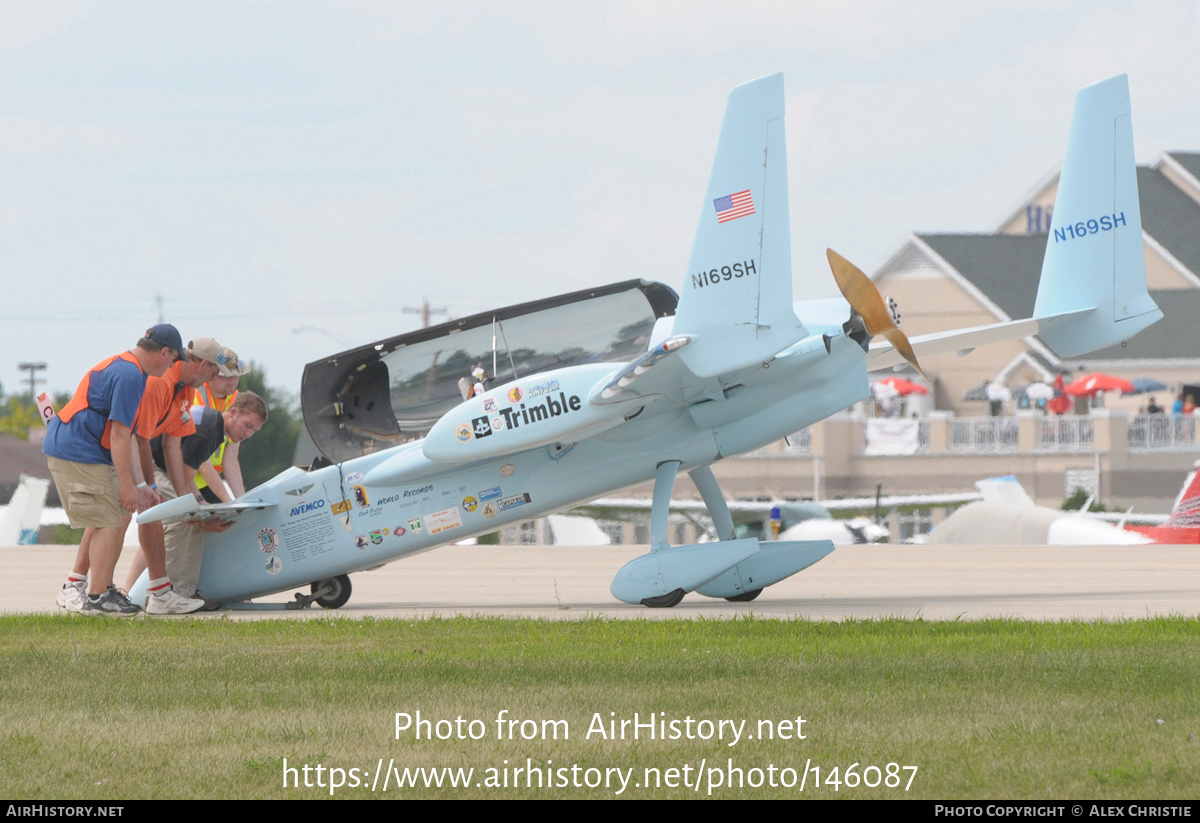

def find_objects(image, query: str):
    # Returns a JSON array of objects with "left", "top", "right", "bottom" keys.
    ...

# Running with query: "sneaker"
[
  {"left": 79, "top": 586, "right": 141, "bottom": 617},
  {"left": 145, "top": 586, "right": 205, "bottom": 615},
  {"left": 57, "top": 580, "right": 87, "bottom": 612}
]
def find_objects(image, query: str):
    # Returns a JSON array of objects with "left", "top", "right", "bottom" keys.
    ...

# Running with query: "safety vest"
[
  {"left": 195, "top": 384, "right": 238, "bottom": 414},
  {"left": 57, "top": 351, "right": 145, "bottom": 450},
  {"left": 193, "top": 386, "right": 238, "bottom": 489}
]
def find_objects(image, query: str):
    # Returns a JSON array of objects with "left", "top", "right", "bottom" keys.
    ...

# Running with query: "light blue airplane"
[{"left": 136, "top": 73, "right": 1160, "bottom": 609}]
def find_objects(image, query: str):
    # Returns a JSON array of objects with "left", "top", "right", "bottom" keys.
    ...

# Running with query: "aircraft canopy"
[{"left": 300, "top": 280, "right": 677, "bottom": 463}]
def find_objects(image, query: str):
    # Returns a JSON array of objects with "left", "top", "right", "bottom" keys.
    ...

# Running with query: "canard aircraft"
[{"left": 135, "top": 72, "right": 1161, "bottom": 609}]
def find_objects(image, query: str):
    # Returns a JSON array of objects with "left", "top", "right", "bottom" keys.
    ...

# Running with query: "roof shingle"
[{"left": 916, "top": 233, "right": 1200, "bottom": 362}]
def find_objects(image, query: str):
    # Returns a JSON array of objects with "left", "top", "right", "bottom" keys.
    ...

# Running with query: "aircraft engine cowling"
[{"left": 423, "top": 363, "right": 635, "bottom": 462}]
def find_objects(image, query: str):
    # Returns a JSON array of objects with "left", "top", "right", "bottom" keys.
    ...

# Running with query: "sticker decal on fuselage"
[
  {"left": 498, "top": 492, "right": 531, "bottom": 511},
  {"left": 427, "top": 507, "right": 463, "bottom": 535},
  {"left": 496, "top": 393, "right": 582, "bottom": 431}
]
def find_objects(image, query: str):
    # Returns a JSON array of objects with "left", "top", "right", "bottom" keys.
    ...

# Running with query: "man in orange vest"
[
  {"left": 45, "top": 325, "right": 183, "bottom": 616},
  {"left": 121, "top": 337, "right": 234, "bottom": 614}
]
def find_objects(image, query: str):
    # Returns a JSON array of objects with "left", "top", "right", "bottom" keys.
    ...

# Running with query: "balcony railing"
[
  {"left": 743, "top": 427, "right": 812, "bottom": 457},
  {"left": 949, "top": 417, "right": 1018, "bottom": 453},
  {"left": 728, "top": 413, "right": 1200, "bottom": 461},
  {"left": 1128, "top": 414, "right": 1199, "bottom": 451},
  {"left": 783, "top": 428, "right": 812, "bottom": 455},
  {"left": 1037, "top": 416, "right": 1094, "bottom": 452}
]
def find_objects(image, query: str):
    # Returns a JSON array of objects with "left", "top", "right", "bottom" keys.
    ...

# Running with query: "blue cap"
[{"left": 144, "top": 323, "right": 184, "bottom": 353}]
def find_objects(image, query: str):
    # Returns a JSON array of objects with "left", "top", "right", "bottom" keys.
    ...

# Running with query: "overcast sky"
[{"left": 3, "top": 1, "right": 1199, "bottom": 398}]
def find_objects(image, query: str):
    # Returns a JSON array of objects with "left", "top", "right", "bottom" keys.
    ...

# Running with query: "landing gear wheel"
[
  {"left": 310, "top": 575, "right": 352, "bottom": 609},
  {"left": 641, "top": 588, "right": 685, "bottom": 608},
  {"left": 725, "top": 588, "right": 762, "bottom": 603}
]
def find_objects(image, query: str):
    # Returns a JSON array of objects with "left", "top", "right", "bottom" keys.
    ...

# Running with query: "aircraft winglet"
[
  {"left": 674, "top": 73, "right": 807, "bottom": 378},
  {"left": 866, "top": 74, "right": 1160, "bottom": 372},
  {"left": 1033, "top": 74, "right": 1161, "bottom": 355}
]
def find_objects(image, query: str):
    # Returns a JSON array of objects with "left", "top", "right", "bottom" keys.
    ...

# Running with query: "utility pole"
[
  {"left": 402, "top": 298, "right": 448, "bottom": 329},
  {"left": 17, "top": 361, "right": 47, "bottom": 405}
]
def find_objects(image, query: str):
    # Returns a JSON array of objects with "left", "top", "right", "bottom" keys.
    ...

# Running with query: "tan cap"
[{"left": 186, "top": 338, "right": 237, "bottom": 378}]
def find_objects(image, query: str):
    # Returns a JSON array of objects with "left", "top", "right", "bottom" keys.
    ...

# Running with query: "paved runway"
[{"left": 6, "top": 542, "right": 1198, "bottom": 620}]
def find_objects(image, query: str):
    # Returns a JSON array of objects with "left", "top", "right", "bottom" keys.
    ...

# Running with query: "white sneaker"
[
  {"left": 57, "top": 580, "right": 87, "bottom": 612},
  {"left": 145, "top": 586, "right": 205, "bottom": 615}
]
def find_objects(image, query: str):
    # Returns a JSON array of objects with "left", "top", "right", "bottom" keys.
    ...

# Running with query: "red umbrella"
[
  {"left": 875, "top": 376, "right": 928, "bottom": 396},
  {"left": 1063, "top": 373, "right": 1135, "bottom": 397}
]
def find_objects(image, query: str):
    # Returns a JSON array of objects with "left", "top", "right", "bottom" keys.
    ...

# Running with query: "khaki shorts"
[{"left": 47, "top": 456, "right": 125, "bottom": 529}]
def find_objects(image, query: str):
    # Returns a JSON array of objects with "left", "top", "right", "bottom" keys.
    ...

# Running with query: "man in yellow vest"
[
  {"left": 192, "top": 347, "right": 252, "bottom": 503},
  {"left": 155, "top": 390, "right": 268, "bottom": 598}
]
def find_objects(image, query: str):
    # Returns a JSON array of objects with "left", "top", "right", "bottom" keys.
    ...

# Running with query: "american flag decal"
[{"left": 713, "top": 189, "right": 755, "bottom": 223}]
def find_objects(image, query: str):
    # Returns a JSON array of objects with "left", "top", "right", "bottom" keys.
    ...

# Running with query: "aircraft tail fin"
[
  {"left": 1033, "top": 74, "right": 1162, "bottom": 356},
  {"left": 975, "top": 474, "right": 1035, "bottom": 508},
  {"left": 1166, "top": 462, "right": 1200, "bottom": 528},
  {"left": 675, "top": 73, "right": 806, "bottom": 378}
]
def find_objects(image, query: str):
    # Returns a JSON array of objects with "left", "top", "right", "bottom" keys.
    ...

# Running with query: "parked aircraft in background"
[
  {"left": 137, "top": 73, "right": 1160, "bottom": 608},
  {"left": 1124, "top": 461, "right": 1200, "bottom": 544},
  {"left": 921, "top": 476, "right": 1153, "bottom": 546},
  {"left": 0, "top": 474, "right": 49, "bottom": 546},
  {"left": 578, "top": 492, "right": 986, "bottom": 545}
]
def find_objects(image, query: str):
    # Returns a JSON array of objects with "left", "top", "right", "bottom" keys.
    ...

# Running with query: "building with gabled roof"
[{"left": 873, "top": 153, "right": 1200, "bottom": 417}]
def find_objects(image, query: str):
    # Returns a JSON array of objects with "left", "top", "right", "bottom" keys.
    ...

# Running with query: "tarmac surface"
[{"left": 5, "top": 542, "right": 1198, "bottom": 620}]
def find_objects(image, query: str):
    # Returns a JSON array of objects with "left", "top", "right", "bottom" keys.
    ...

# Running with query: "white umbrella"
[
  {"left": 986, "top": 382, "right": 1012, "bottom": 402},
  {"left": 1022, "top": 382, "right": 1055, "bottom": 401},
  {"left": 872, "top": 382, "right": 900, "bottom": 400}
]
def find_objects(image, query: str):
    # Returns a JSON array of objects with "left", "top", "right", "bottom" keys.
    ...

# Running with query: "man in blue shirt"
[{"left": 45, "top": 324, "right": 182, "bottom": 616}]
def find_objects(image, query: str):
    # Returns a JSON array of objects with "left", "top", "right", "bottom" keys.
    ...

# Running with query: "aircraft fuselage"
[{"left": 195, "top": 327, "right": 867, "bottom": 603}]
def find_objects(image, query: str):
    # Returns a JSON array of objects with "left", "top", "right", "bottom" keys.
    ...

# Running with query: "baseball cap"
[
  {"left": 186, "top": 338, "right": 237, "bottom": 378},
  {"left": 144, "top": 324, "right": 184, "bottom": 355}
]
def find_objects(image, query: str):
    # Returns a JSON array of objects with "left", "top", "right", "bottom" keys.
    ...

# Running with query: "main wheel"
[
  {"left": 725, "top": 588, "right": 762, "bottom": 603},
  {"left": 641, "top": 588, "right": 685, "bottom": 608},
  {"left": 310, "top": 574, "right": 352, "bottom": 609}
]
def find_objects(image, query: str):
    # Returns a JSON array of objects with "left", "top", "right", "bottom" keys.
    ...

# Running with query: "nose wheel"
[
  {"left": 641, "top": 588, "right": 686, "bottom": 608},
  {"left": 299, "top": 574, "right": 352, "bottom": 609}
]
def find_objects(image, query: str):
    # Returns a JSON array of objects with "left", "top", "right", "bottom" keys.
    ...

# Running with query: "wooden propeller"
[{"left": 826, "top": 248, "right": 926, "bottom": 379}]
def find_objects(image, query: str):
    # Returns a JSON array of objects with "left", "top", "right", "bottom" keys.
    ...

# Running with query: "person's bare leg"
[
  {"left": 87, "top": 526, "right": 125, "bottom": 595},
  {"left": 78, "top": 514, "right": 132, "bottom": 581},
  {"left": 124, "top": 522, "right": 168, "bottom": 592},
  {"left": 72, "top": 529, "right": 93, "bottom": 577},
  {"left": 122, "top": 546, "right": 147, "bottom": 593},
  {"left": 138, "top": 522, "right": 168, "bottom": 580}
]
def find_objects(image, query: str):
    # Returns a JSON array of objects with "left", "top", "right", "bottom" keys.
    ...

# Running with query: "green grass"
[{"left": 1, "top": 616, "right": 1197, "bottom": 799}]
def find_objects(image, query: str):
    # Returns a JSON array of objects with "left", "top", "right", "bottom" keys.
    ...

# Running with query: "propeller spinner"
[{"left": 826, "top": 248, "right": 927, "bottom": 379}]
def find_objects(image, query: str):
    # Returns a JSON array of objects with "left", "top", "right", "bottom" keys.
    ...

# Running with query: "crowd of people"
[{"left": 43, "top": 324, "right": 268, "bottom": 616}]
